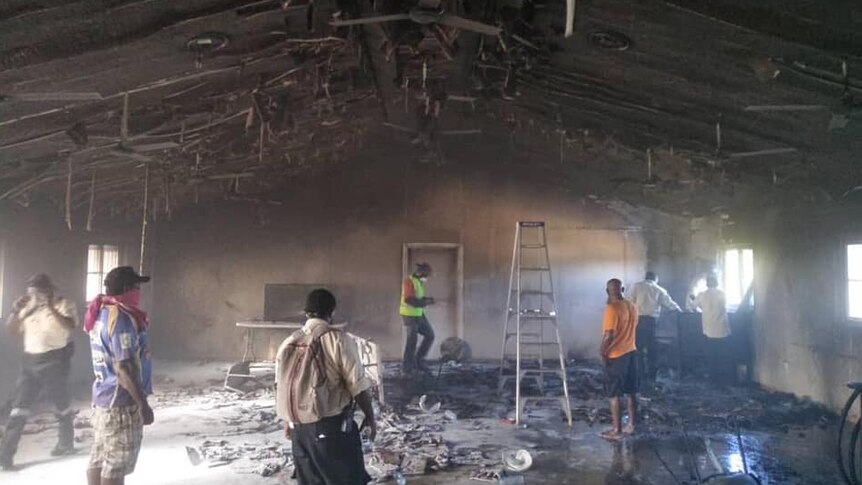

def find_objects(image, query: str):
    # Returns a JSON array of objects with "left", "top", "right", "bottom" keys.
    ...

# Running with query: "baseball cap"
[{"left": 104, "top": 266, "right": 150, "bottom": 290}]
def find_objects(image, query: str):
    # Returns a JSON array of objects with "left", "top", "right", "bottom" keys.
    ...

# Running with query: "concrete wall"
[
  {"left": 742, "top": 206, "right": 862, "bottom": 412},
  {"left": 0, "top": 205, "right": 139, "bottom": 401},
  {"left": 147, "top": 153, "right": 703, "bottom": 362}
]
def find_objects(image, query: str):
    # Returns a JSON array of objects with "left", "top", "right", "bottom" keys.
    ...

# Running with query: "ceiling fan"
[
  {"left": 743, "top": 60, "right": 862, "bottom": 130},
  {"left": 384, "top": 121, "right": 481, "bottom": 147},
  {"left": 61, "top": 95, "right": 181, "bottom": 158},
  {"left": 384, "top": 102, "right": 480, "bottom": 150},
  {"left": 329, "top": 0, "right": 501, "bottom": 37},
  {"left": 0, "top": 92, "right": 103, "bottom": 102}
]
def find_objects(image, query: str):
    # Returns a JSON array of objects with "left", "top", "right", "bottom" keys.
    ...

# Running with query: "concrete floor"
[{"left": 0, "top": 360, "right": 845, "bottom": 484}]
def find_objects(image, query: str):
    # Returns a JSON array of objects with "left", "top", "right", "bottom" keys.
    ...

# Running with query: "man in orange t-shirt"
[{"left": 599, "top": 278, "right": 639, "bottom": 441}]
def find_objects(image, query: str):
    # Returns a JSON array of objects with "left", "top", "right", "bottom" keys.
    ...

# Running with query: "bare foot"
[
  {"left": 600, "top": 429, "right": 622, "bottom": 441},
  {"left": 623, "top": 423, "right": 635, "bottom": 435}
]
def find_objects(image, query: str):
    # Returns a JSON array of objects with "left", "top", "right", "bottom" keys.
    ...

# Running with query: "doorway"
[{"left": 402, "top": 243, "right": 463, "bottom": 359}]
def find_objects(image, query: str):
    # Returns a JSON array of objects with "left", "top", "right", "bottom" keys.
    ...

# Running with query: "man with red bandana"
[{"left": 84, "top": 266, "right": 153, "bottom": 485}]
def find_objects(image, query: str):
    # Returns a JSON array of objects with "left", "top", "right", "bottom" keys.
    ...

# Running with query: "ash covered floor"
[{"left": 1, "top": 360, "right": 843, "bottom": 484}]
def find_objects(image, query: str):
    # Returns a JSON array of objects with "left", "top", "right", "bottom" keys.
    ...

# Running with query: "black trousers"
[
  {"left": 635, "top": 316, "right": 658, "bottom": 384},
  {"left": 0, "top": 343, "right": 75, "bottom": 463},
  {"left": 291, "top": 412, "right": 371, "bottom": 485},
  {"left": 402, "top": 315, "right": 434, "bottom": 370},
  {"left": 604, "top": 351, "right": 638, "bottom": 398},
  {"left": 706, "top": 337, "right": 733, "bottom": 385}
]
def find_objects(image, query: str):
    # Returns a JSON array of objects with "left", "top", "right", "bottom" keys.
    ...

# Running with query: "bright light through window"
[
  {"left": 848, "top": 244, "right": 862, "bottom": 320},
  {"left": 723, "top": 248, "right": 754, "bottom": 309},
  {"left": 86, "top": 245, "right": 118, "bottom": 301}
]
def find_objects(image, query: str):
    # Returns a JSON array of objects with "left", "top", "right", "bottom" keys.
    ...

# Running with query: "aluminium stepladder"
[{"left": 498, "top": 221, "right": 572, "bottom": 426}]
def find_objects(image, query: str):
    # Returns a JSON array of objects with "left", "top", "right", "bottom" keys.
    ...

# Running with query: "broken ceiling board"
[{"left": 0, "top": 0, "right": 860, "bottom": 216}]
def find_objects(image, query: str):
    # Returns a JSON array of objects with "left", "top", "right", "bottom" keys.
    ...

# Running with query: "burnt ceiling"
[{"left": 1, "top": 0, "right": 861, "bottom": 223}]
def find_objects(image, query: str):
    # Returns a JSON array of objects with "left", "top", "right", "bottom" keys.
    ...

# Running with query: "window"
[
  {"left": 847, "top": 244, "right": 862, "bottom": 320},
  {"left": 722, "top": 248, "right": 754, "bottom": 310},
  {"left": 86, "top": 245, "right": 118, "bottom": 301}
]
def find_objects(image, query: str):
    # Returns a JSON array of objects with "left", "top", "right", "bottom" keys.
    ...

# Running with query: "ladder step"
[
  {"left": 520, "top": 244, "right": 546, "bottom": 249},
  {"left": 501, "top": 357, "right": 558, "bottom": 362},
  {"left": 521, "top": 396, "right": 568, "bottom": 402},
  {"left": 503, "top": 338, "right": 559, "bottom": 346},
  {"left": 501, "top": 360, "right": 565, "bottom": 367},
  {"left": 520, "top": 314, "right": 556, "bottom": 319},
  {"left": 504, "top": 332, "right": 542, "bottom": 337},
  {"left": 500, "top": 370, "right": 566, "bottom": 377},
  {"left": 520, "top": 267, "right": 550, "bottom": 271},
  {"left": 518, "top": 290, "right": 553, "bottom": 296},
  {"left": 507, "top": 307, "right": 556, "bottom": 313},
  {"left": 518, "top": 221, "right": 545, "bottom": 227}
]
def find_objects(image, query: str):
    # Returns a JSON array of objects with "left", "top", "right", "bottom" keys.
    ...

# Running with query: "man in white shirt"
[
  {"left": 275, "top": 289, "right": 376, "bottom": 485},
  {"left": 1, "top": 274, "right": 78, "bottom": 471},
  {"left": 688, "top": 275, "right": 732, "bottom": 383},
  {"left": 628, "top": 272, "right": 682, "bottom": 387}
]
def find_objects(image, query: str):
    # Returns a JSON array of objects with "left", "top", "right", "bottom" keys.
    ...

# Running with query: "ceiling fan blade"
[
  {"left": 330, "top": 14, "right": 410, "bottom": 27},
  {"left": 128, "top": 142, "right": 180, "bottom": 152},
  {"left": 437, "top": 14, "right": 501, "bottom": 36},
  {"left": 744, "top": 105, "right": 830, "bottom": 112},
  {"left": 728, "top": 147, "right": 797, "bottom": 159},
  {"left": 446, "top": 95, "right": 477, "bottom": 103},
  {"left": 383, "top": 122, "right": 418, "bottom": 134},
  {"left": 4, "top": 92, "right": 103, "bottom": 101},
  {"left": 437, "top": 129, "right": 482, "bottom": 136},
  {"left": 111, "top": 149, "right": 157, "bottom": 163}
]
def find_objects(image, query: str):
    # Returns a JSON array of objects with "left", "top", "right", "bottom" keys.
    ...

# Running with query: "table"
[
  {"left": 235, "top": 320, "right": 348, "bottom": 362},
  {"left": 227, "top": 320, "right": 384, "bottom": 402}
]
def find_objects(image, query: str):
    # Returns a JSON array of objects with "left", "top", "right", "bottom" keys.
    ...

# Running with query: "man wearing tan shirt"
[
  {"left": 1, "top": 274, "right": 78, "bottom": 471},
  {"left": 599, "top": 278, "right": 639, "bottom": 441},
  {"left": 275, "top": 289, "right": 376, "bottom": 485}
]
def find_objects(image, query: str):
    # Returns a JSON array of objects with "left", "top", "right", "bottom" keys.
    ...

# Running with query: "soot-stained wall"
[
  {"left": 742, "top": 206, "right": 862, "bottom": 413},
  {"left": 147, "top": 154, "right": 704, "bottom": 362}
]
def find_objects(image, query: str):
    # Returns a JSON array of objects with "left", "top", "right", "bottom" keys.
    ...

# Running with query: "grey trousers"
[{"left": 402, "top": 315, "right": 434, "bottom": 370}]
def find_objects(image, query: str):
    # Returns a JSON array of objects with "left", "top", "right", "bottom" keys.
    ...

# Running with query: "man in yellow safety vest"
[{"left": 400, "top": 263, "right": 436, "bottom": 374}]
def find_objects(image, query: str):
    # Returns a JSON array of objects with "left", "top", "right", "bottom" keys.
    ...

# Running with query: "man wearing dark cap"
[
  {"left": 83, "top": 266, "right": 153, "bottom": 485},
  {"left": 400, "top": 262, "right": 436, "bottom": 374},
  {"left": 1, "top": 274, "right": 78, "bottom": 470},
  {"left": 275, "top": 288, "right": 376, "bottom": 485}
]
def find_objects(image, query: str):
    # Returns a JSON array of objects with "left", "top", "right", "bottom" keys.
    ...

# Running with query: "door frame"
[{"left": 402, "top": 242, "right": 464, "bottom": 338}]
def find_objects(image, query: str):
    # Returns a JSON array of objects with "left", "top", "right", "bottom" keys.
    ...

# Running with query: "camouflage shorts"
[{"left": 88, "top": 405, "right": 144, "bottom": 479}]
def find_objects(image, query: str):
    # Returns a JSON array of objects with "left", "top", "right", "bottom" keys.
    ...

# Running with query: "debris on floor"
[
  {"left": 501, "top": 449, "right": 533, "bottom": 472},
  {"left": 2, "top": 360, "right": 843, "bottom": 484},
  {"left": 187, "top": 438, "right": 291, "bottom": 475},
  {"left": 365, "top": 407, "right": 453, "bottom": 481}
]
